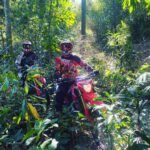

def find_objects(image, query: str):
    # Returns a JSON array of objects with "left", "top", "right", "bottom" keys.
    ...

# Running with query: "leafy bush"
[
  {"left": 96, "top": 63, "right": 150, "bottom": 149},
  {"left": 107, "top": 21, "right": 140, "bottom": 71}
]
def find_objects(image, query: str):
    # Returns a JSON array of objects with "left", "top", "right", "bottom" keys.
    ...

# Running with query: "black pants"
[{"left": 55, "top": 82, "right": 73, "bottom": 112}]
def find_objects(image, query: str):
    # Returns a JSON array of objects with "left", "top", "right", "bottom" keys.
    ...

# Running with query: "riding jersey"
[
  {"left": 15, "top": 51, "right": 38, "bottom": 71},
  {"left": 55, "top": 54, "right": 93, "bottom": 79},
  {"left": 15, "top": 51, "right": 38, "bottom": 81}
]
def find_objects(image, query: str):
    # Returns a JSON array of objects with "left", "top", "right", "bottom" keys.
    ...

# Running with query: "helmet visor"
[{"left": 23, "top": 44, "right": 32, "bottom": 49}]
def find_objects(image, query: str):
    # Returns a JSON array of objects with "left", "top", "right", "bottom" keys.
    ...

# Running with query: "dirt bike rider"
[
  {"left": 15, "top": 40, "right": 38, "bottom": 86},
  {"left": 54, "top": 40, "right": 96, "bottom": 115}
]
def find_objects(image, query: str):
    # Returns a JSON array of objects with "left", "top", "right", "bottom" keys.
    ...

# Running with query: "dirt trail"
[{"left": 73, "top": 35, "right": 116, "bottom": 71}]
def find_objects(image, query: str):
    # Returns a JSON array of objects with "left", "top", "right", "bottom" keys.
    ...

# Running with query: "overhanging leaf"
[
  {"left": 129, "top": 6, "right": 133, "bottom": 13},
  {"left": 47, "top": 139, "right": 58, "bottom": 150},
  {"left": 34, "top": 78, "right": 43, "bottom": 87},
  {"left": 25, "top": 136, "right": 36, "bottom": 146},
  {"left": 24, "top": 82, "right": 29, "bottom": 94},
  {"left": 40, "top": 138, "right": 52, "bottom": 149},
  {"left": 23, "top": 129, "right": 36, "bottom": 141},
  {"left": 27, "top": 102, "right": 41, "bottom": 120},
  {"left": 17, "top": 113, "right": 22, "bottom": 124}
]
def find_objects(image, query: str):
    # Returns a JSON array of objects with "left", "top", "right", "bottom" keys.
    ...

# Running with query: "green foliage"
[
  {"left": 87, "top": 0, "right": 150, "bottom": 50},
  {"left": 52, "top": 107, "right": 99, "bottom": 150},
  {"left": 25, "top": 66, "right": 45, "bottom": 95},
  {"left": 23, "top": 118, "right": 58, "bottom": 147},
  {"left": 0, "top": 71, "right": 19, "bottom": 97},
  {"left": 11, "top": 0, "right": 76, "bottom": 54},
  {"left": 94, "top": 64, "right": 150, "bottom": 149},
  {"left": 123, "top": 0, "right": 141, "bottom": 13},
  {"left": 89, "top": 61, "right": 150, "bottom": 148},
  {"left": 123, "top": 0, "right": 150, "bottom": 16},
  {"left": 145, "top": 0, "right": 150, "bottom": 15},
  {"left": 122, "top": 0, "right": 150, "bottom": 42},
  {"left": 138, "top": 63, "right": 150, "bottom": 73},
  {"left": 107, "top": 21, "right": 130, "bottom": 48},
  {"left": 87, "top": 0, "right": 123, "bottom": 43},
  {"left": 1, "top": 0, "right": 150, "bottom": 149},
  {"left": 0, "top": 71, "right": 26, "bottom": 147},
  {"left": 107, "top": 21, "right": 140, "bottom": 70},
  {"left": 104, "top": 69, "right": 130, "bottom": 94},
  {"left": 0, "top": 67, "right": 53, "bottom": 149}
]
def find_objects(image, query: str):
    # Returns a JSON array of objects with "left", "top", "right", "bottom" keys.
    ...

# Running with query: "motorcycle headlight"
[{"left": 83, "top": 84, "right": 92, "bottom": 93}]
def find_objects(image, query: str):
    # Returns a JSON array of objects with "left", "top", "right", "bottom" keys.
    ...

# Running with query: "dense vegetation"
[{"left": 0, "top": 0, "right": 150, "bottom": 149}]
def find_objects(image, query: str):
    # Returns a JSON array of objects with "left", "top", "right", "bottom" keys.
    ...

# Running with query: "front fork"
[
  {"left": 74, "top": 88, "right": 86, "bottom": 113},
  {"left": 74, "top": 88, "right": 93, "bottom": 122}
]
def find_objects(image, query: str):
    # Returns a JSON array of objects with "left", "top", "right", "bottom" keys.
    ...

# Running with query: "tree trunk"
[
  {"left": 47, "top": 0, "right": 53, "bottom": 62},
  {"left": 112, "top": 0, "right": 117, "bottom": 30},
  {"left": 3, "top": 0, "right": 13, "bottom": 54},
  {"left": 0, "top": 30, "right": 5, "bottom": 50},
  {"left": 81, "top": 0, "right": 86, "bottom": 37}
]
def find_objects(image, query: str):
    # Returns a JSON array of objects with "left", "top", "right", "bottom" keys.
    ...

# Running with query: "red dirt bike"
[
  {"left": 55, "top": 71, "right": 104, "bottom": 122},
  {"left": 55, "top": 71, "right": 107, "bottom": 150}
]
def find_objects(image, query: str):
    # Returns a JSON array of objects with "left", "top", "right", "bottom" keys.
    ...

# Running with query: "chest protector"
[{"left": 55, "top": 56, "right": 80, "bottom": 79}]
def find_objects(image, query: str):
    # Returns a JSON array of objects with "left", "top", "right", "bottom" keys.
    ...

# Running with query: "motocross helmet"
[
  {"left": 60, "top": 40, "right": 73, "bottom": 56},
  {"left": 22, "top": 40, "right": 32, "bottom": 53}
]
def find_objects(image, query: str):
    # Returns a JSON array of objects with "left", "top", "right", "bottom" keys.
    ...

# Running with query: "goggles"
[
  {"left": 23, "top": 44, "right": 32, "bottom": 49},
  {"left": 61, "top": 43, "right": 72, "bottom": 50}
]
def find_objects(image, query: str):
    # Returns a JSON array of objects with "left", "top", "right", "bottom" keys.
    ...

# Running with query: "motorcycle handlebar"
[
  {"left": 26, "top": 65, "right": 40, "bottom": 70},
  {"left": 89, "top": 70, "right": 99, "bottom": 77},
  {"left": 56, "top": 70, "right": 99, "bottom": 84},
  {"left": 93, "top": 70, "right": 99, "bottom": 76}
]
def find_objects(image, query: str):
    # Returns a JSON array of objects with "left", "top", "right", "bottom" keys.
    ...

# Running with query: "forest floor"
[{"left": 73, "top": 34, "right": 117, "bottom": 71}]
